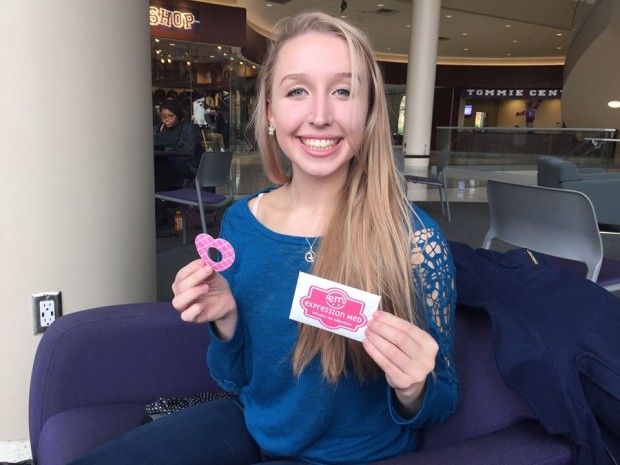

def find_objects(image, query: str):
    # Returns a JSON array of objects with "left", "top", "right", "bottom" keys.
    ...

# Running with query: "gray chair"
[
  {"left": 537, "top": 155, "right": 620, "bottom": 226},
  {"left": 405, "top": 148, "right": 451, "bottom": 221},
  {"left": 482, "top": 180, "right": 620, "bottom": 292},
  {"left": 155, "top": 151, "right": 234, "bottom": 244}
]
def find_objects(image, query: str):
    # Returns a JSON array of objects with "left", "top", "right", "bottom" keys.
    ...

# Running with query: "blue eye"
[
  {"left": 334, "top": 88, "right": 351, "bottom": 97},
  {"left": 286, "top": 88, "right": 307, "bottom": 97}
]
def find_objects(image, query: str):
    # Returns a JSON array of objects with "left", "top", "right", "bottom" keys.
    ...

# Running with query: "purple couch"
[{"left": 29, "top": 302, "right": 572, "bottom": 465}]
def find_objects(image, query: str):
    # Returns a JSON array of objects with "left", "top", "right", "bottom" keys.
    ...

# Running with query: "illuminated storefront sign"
[
  {"left": 463, "top": 88, "right": 562, "bottom": 99},
  {"left": 149, "top": 5, "right": 200, "bottom": 33}
]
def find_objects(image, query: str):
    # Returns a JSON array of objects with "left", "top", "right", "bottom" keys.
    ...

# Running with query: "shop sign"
[
  {"left": 462, "top": 88, "right": 562, "bottom": 99},
  {"left": 149, "top": 5, "right": 200, "bottom": 34}
]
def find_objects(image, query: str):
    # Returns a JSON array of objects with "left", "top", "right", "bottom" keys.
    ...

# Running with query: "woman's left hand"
[{"left": 363, "top": 310, "right": 439, "bottom": 418}]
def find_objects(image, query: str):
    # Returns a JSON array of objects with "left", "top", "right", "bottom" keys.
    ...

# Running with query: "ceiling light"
[
  {"left": 154, "top": 38, "right": 160, "bottom": 43},
  {"left": 217, "top": 46, "right": 222, "bottom": 50},
  {"left": 505, "top": 24, "right": 511, "bottom": 28},
  {"left": 446, "top": 14, "right": 452, "bottom": 18},
  {"left": 266, "top": 3, "right": 272, "bottom": 6},
  {"left": 557, "top": 46, "right": 563, "bottom": 50},
  {"left": 556, "top": 33, "right": 563, "bottom": 36},
  {"left": 462, "top": 32, "right": 468, "bottom": 36},
  {"left": 464, "top": 48, "right": 468, "bottom": 51},
  {"left": 512, "top": 40, "right": 518, "bottom": 43},
  {"left": 608, "top": 101, "right": 620, "bottom": 109},
  {"left": 170, "top": 43, "right": 175, "bottom": 47}
]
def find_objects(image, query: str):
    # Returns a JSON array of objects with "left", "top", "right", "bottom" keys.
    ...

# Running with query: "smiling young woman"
[{"left": 70, "top": 11, "right": 457, "bottom": 465}]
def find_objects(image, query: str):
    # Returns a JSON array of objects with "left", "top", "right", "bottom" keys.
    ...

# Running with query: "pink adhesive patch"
[{"left": 195, "top": 233, "right": 235, "bottom": 272}]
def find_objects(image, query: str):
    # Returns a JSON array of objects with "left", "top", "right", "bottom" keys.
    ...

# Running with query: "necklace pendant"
[{"left": 305, "top": 250, "right": 316, "bottom": 263}]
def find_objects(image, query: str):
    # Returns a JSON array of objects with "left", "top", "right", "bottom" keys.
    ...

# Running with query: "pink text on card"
[{"left": 300, "top": 286, "right": 367, "bottom": 333}]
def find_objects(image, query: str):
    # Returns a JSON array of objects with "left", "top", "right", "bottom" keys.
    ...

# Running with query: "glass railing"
[
  {"left": 435, "top": 126, "right": 618, "bottom": 172},
  {"left": 572, "top": 0, "right": 600, "bottom": 33}
]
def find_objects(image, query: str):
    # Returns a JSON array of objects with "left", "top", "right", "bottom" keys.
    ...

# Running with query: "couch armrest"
[
  {"left": 562, "top": 178, "right": 620, "bottom": 225},
  {"left": 29, "top": 302, "right": 217, "bottom": 461},
  {"left": 371, "top": 420, "right": 571, "bottom": 465}
]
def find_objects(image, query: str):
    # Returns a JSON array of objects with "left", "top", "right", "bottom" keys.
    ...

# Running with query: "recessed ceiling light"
[
  {"left": 512, "top": 40, "right": 518, "bottom": 43},
  {"left": 506, "top": 53, "right": 512, "bottom": 56},
  {"left": 505, "top": 24, "right": 511, "bottom": 28},
  {"left": 464, "top": 48, "right": 469, "bottom": 51},
  {"left": 556, "top": 33, "right": 563, "bottom": 36},
  {"left": 462, "top": 32, "right": 468, "bottom": 36},
  {"left": 406, "top": 24, "right": 411, "bottom": 28},
  {"left": 266, "top": 3, "right": 272, "bottom": 6},
  {"left": 378, "top": 3, "right": 384, "bottom": 6},
  {"left": 557, "top": 46, "right": 563, "bottom": 50},
  {"left": 608, "top": 101, "right": 620, "bottom": 109},
  {"left": 446, "top": 14, "right": 452, "bottom": 18}
]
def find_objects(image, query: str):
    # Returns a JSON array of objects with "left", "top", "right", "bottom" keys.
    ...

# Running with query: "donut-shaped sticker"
[{"left": 195, "top": 233, "right": 235, "bottom": 272}]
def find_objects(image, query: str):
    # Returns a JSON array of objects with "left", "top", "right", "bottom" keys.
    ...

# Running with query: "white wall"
[{"left": 0, "top": 0, "right": 155, "bottom": 440}]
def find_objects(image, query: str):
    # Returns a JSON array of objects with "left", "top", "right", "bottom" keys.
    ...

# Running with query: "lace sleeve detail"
[{"left": 410, "top": 219, "right": 457, "bottom": 376}]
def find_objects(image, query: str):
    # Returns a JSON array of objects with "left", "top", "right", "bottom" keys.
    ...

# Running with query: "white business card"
[{"left": 289, "top": 272, "right": 381, "bottom": 342}]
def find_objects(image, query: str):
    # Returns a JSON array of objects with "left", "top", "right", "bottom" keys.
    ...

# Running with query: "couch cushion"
[
  {"left": 373, "top": 421, "right": 572, "bottom": 465},
  {"left": 418, "top": 306, "right": 537, "bottom": 451}
]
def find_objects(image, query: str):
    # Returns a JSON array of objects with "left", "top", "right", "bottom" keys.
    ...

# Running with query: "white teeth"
[{"left": 302, "top": 138, "right": 338, "bottom": 149}]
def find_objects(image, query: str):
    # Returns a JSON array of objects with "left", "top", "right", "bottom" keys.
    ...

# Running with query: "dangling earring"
[{"left": 268, "top": 126, "right": 275, "bottom": 136}]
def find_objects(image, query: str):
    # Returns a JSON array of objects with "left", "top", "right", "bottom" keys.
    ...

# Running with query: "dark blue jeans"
[{"left": 69, "top": 398, "right": 306, "bottom": 465}]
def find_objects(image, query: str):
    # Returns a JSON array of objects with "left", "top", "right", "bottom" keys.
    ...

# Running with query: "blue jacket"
[{"left": 449, "top": 242, "right": 620, "bottom": 465}]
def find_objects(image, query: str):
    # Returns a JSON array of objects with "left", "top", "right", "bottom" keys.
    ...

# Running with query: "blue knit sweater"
[{"left": 208, "top": 188, "right": 457, "bottom": 464}]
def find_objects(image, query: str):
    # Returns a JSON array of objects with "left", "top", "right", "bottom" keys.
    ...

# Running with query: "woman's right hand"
[{"left": 171, "top": 259, "right": 237, "bottom": 337}]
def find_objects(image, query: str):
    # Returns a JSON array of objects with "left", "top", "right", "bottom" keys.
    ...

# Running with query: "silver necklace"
[{"left": 291, "top": 186, "right": 320, "bottom": 263}]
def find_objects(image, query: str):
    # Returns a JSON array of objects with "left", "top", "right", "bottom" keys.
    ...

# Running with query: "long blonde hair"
[{"left": 251, "top": 11, "right": 424, "bottom": 382}]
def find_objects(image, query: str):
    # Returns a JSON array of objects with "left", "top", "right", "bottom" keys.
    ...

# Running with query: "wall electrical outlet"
[{"left": 32, "top": 292, "right": 62, "bottom": 334}]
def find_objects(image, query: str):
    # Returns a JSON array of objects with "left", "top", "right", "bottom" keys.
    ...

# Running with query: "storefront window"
[{"left": 151, "top": 37, "right": 258, "bottom": 153}]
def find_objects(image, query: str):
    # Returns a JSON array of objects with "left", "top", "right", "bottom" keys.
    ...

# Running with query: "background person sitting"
[{"left": 153, "top": 98, "right": 199, "bottom": 226}]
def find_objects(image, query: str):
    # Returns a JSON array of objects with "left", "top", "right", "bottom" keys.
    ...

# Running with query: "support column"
[
  {"left": 0, "top": 0, "right": 154, "bottom": 440},
  {"left": 403, "top": 0, "right": 441, "bottom": 168}
]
